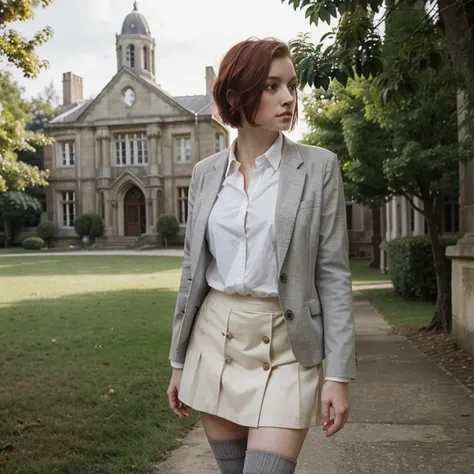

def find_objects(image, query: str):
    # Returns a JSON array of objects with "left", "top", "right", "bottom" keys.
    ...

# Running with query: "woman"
[{"left": 167, "top": 38, "right": 356, "bottom": 474}]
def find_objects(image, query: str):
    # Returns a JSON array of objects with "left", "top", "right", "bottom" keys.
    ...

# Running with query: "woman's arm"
[
  {"left": 169, "top": 163, "right": 200, "bottom": 365},
  {"left": 315, "top": 153, "right": 356, "bottom": 381}
]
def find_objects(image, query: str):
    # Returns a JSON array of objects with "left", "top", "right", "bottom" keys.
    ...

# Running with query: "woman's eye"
[
  {"left": 265, "top": 84, "right": 277, "bottom": 91},
  {"left": 289, "top": 84, "right": 297, "bottom": 92}
]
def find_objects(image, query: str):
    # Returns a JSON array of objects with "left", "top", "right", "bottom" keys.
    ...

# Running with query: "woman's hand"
[
  {"left": 167, "top": 368, "right": 190, "bottom": 418},
  {"left": 321, "top": 381, "right": 350, "bottom": 437}
]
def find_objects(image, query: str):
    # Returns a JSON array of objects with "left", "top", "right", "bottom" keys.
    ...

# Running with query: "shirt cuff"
[
  {"left": 170, "top": 360, "right": 185, "bottom": 369},
  {"left": 325, "top": 376, "right": 350, "bottom": 383}
]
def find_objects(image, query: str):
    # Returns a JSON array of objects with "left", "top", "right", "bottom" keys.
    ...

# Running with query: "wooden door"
[{"left": 124, "top": 187, "right": 145, "bottom": 237}]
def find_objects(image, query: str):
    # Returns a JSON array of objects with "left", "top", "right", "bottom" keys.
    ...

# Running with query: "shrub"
[
  {"left": 74, "top": 213, "right": 104, "bottom": 239},
  {"left": 0, "top": 232, "right": 4, "bottom": 247},
  {"left": 388, "top": 236, "right": 457, "bottom": 301},
  {"left": 156, "top": 215, "right": 179, "bottom": 247},
  {"left": 37, "top": 221, "right": 57, "bottom": 247},
  {"left": 22, "top": 236, "right": 46, "bottom": 250}
]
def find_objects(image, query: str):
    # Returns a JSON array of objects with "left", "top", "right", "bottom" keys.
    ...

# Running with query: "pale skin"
[{"left": 167, "top": 55, "right": 350, "bottom": 461}]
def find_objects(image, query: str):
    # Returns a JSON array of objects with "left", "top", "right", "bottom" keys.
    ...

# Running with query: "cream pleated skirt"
[{"left": 178, "top": 289, "right": 324, "bottom": 429}]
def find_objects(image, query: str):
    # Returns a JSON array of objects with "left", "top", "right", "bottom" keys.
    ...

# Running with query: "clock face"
[{"left": 122, "top": 87, "right": 136, "bottom": 107}]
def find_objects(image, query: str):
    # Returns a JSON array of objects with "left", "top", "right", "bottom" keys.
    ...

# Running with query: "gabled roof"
[
  {"left": 48, "top": 67, "right": 215, "bottom": 126},
  {"left": 174, "top": 95, "right": 214, "bottom": 115},
  {"left": 50, "top": 100, "right": 92, "bottom": 124}
]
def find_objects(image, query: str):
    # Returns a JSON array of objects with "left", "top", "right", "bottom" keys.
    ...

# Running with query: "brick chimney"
[
  {"left": 206, "top": 66, "right": 216, "bottom": 98},
  {"left": 62, "top": 72, "right": 83, "bottom": 105}
]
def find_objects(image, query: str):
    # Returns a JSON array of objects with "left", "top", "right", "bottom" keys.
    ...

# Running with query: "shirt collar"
[{"left": 226, "top": 133, "right": 283, "bottom": 177}]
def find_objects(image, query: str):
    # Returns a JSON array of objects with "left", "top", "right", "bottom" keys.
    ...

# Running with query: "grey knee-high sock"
[
  {"left": 208, "top": 437, "right": 248, "bottom": 474},
  {"left": 243, "top": 450, "right": 297, "bottom": 474}
]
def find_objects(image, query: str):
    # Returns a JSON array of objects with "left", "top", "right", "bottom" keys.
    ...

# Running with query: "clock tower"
[{"left": 116, "top": 1, "right": 156, "bottom": 82}]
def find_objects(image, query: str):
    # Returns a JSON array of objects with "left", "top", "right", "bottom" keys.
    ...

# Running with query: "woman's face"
[{"left": 254, "top": 56, "right": 298, "bottom": 131}]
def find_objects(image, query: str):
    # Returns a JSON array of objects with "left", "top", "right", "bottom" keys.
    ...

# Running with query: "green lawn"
[
  {"left": 0, "top": 256, "right": 198, "bottom": 474},
  {"left": 350, "top": 259, "right": 391, "bottom": 285},
  {"left": 348, "top": 259, "right": 434, "bottom": 335},
  {"left": 0, "top": 247, "right": 82, "bottom": 254},
  {"left": 360, "top": 288, "right": 435, "bottom": 335}
]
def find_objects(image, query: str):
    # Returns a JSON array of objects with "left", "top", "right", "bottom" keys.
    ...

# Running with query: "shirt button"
[
  {"left": 285, "top": 310, "right": 294, "bottom": 321},
  {"left": 280, "top": 273, "right": 288, "bottom": 283},
  {"left": 224, "top": 358, "right": 232, "bottom": 365},
  {"left": 262, "top": 336, "right": 270, "bottom": 344},
  {"left": 263, "top": 363, "right": 270, "bottom": 371}
]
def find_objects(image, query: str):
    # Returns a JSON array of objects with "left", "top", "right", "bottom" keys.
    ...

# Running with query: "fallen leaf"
[
  {"left": 461, "top": 412, "right": 470, "bottom": 418},
  {"left": 0, "top": 442, "right": 13, "bottom": 452},
  {"left": 16, "top": 418, "right": 24, "bottom": 424}
]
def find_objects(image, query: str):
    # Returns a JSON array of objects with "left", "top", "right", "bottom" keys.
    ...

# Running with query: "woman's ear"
[{"left": 226, "top": 90, "right": 237, "bottom": 108}]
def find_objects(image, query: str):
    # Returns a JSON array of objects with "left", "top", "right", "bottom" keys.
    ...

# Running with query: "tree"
[
  {"left": 0, "top": 0, "right": 54, "bottom": 192},
  {"left": 296, "top": 1, "right": 463, "bottom": 331},
  {"left": 0, "top": 0, "right": 54, "bottom": 78},
  {"left": 0, "top": 191, "right": 42, "bottom": 247},
  {"left": 282, "top": 0, "right": 473, "bottom": 106},
  {"left": 157, "top": 215, "right": 179, "bottom": 248},
  {"left": 303, "top": 80, "right": 391, "bottom": 267}
]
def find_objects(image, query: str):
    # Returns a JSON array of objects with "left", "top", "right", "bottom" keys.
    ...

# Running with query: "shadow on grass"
[
  {"left": 0, "top": 255, "right": 183, "bottom": 277},
  {"left": 0, "top": 287, "right": 197, "bottom": 474},
  {"left": 360, "top": 288, "right": 435, "bottom": 336}
]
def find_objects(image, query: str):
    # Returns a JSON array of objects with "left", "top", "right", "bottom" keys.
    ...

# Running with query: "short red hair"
[{"left": 213, "top": 38, "right": 298, "bottom": 130}]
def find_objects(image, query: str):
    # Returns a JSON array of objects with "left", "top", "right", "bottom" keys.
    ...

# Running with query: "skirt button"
[
  {"left": 225, "top": 358, "right": 232, "bottom": 365},
  {"left": 263, "top": 363, "right": 270, "bottom": 371}
]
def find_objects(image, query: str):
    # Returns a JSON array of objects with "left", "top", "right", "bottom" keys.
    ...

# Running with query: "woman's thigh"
[
  {"left": 247, "top": 427, "right": 309, "bottom": 460},
  {"left": 200, "top": 413, "right": 249, "bottom": 441}
]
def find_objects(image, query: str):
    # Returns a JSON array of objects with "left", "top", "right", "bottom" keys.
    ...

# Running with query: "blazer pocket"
[
  {"left": 298, "top": 198, "right": 315, "bottom": 210},
  {"left": 307, "top": 296, "right": 322, "bottom": 317}
]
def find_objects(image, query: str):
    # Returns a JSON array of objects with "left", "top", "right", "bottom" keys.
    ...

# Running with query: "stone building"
[{"left": 44, "top": 2, "right": 229, "bottom": 247}]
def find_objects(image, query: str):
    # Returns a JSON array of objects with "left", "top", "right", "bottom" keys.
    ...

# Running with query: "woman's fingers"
[{"left": 168, "top": 387, "right": 190, "bottom": 417}]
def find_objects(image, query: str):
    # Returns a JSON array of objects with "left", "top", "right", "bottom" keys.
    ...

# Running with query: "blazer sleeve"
[
  {"left": 315, "top": 153, "right": 356, "bottom": 380},
  {"left": 169, "top": 163, "right": 200, "bottom": 364}
]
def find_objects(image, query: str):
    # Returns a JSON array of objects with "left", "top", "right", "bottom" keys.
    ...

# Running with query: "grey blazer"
[{"left": 169, "top": 135, "right": 356, "bottom": 380}]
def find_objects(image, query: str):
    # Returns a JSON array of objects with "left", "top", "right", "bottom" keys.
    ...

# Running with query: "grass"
[
  {"left": 0, "top": 256, "right": 198, "bottom": 474},
  {"left": 360, "top": 288, "right": 435, "bottom": 336},
  {"left": 348, "top": 260, "right": 434, "bottom": 335},
  {"left": 349, "top": 259, "right": 391, "bottom": 285},
  {"left": 0, "top": 247, "right": 82, "bottom": 254}
]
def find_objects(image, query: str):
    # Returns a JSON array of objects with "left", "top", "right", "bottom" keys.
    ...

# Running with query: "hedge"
[
  {"left": 388, "top": 235, "right": 457, "bottom": 301},
  {"left": 74, "top": 213, "right": 104, "bottom": 239},
  {"left": 22, "top": 236, "right": 46, "bottom": 250}
]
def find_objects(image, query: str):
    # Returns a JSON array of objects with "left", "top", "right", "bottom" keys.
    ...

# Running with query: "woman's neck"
[{"left": 235, "top": 128, "right": 280, "bottom": 169}]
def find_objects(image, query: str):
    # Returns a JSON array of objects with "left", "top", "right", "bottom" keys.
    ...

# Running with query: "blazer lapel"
[
  {"left": 275, "top": 137, "right": 306, "bottom": 270},
  {"left": 190, "top": 154, "right": 228, "bottom": 276}
]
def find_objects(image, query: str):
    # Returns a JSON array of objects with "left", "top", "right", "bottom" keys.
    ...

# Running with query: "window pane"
[
  {"left": 137, "top": 141, "right": 143, "bottom": 164},
  {"left": 185, "top": 138, "right": 191, "bottom": 161},
  {"left": 143, "top": 140, "right": 148, "bottom": 163},
  {"left": 116, "top": 142, "right": 121, "bottom": 165},
  {"left": 176, "top": 139, "right": 182, "bottom": 161},
  {"left": 130, "top": 140, "right": 135, "bottom": 165}
]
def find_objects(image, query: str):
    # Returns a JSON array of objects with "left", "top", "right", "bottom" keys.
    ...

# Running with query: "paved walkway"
[{"left": 154, "top": 293, "right": 474, "bottom": 474}]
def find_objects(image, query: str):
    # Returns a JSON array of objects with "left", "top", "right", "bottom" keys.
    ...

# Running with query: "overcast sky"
[{"left": 5, "top": 0, "right": 333, "bottom": 141}]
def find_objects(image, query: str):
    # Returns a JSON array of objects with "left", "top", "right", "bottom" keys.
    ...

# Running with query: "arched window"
[
  {"left": 143, "top": 46, "right": 148, "bottom": 70},
  {"left": 126, "top": 44, "right": 135, "bottom": 68}
]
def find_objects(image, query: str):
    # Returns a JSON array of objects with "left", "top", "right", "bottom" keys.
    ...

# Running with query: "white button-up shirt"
[
  {"left": 172, "top": 133, "right": 349, "bottom": 382},
  {"left": 205, "top": 134, "right": 282, "bottom": 298}
]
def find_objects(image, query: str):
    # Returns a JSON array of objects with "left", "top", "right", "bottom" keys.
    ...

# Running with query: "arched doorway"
[{"left": 124, "top": 186, "right": 146, "bottom": 236}]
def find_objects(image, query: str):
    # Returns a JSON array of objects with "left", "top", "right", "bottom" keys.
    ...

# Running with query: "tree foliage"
[
  {"left": 0, "top": 0, "right": 54, "bottom": 78},
  {"left": 0, "top": 1, "right": 55, "bottom": 192},
  {"left": 300, "top": 1, "right": 462, "bottom": 330},
  {"left": 282, "top": 0, "right": 473, "bottom": 111}
]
